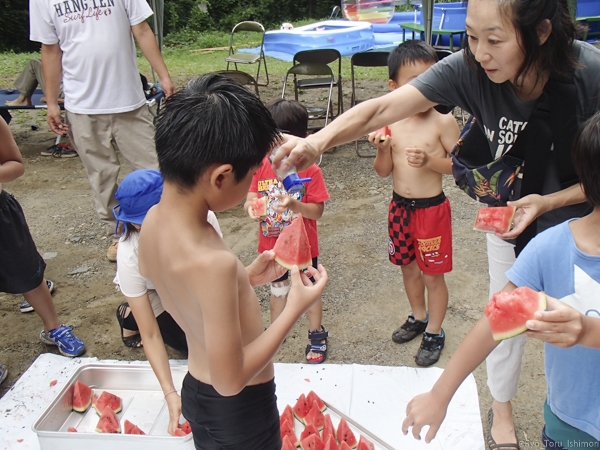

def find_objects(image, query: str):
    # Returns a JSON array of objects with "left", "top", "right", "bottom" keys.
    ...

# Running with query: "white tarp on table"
[{"left": 0, "top": 354, "right": 484, "bottom": 449}]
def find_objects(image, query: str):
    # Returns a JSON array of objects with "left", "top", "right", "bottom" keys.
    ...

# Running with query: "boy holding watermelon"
[
  {"left": 369, "top": 40, "right": 460, "bottom": 366},
  {"left": 137, "top": 74, "right": 328, "bottom": 450},
  {"left": 402, "top": 113, "right": 600, "bottom": 449},
  {"left": 245, "top": 98, "right": 331, "bottom": 364}
]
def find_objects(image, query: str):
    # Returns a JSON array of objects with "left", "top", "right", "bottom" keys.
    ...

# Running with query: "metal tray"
[{"left": 32, "top": 363, "right": 193, "bottom": 450}]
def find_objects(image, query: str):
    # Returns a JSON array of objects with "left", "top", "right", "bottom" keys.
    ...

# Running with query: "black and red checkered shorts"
[{"left": 388, "top": 192, "right": 452, "bottom": 274}]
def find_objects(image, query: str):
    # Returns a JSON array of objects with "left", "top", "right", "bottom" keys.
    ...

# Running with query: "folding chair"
[
  {"left": 213, "top": 70, "right": 260, "bottom": 98},
  {"left": 350, "top": 50, "right": 390, "bottom": 158},
  {"left": 286, "top": 49, "right": 343, "bottom": 132},
  {"left": 225, "top": 21, "right": 269, "bottom": 87}
]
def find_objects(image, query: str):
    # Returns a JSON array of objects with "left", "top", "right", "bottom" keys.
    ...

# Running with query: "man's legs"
[
  {"left": 6, "top": 59, "right": 41, "bottom": 106},
  {"left": 111, "top": 105, "right": 159, "bottom": 171},
  {"left": 486, "top": 233, "right": 524, "bottom": 445}
]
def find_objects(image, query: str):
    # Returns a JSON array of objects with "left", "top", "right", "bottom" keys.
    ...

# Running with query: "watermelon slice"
[
  {"left": 301, "top": 423, "right": 321, "bottom": 441},
  {"left": 280, "top": 404, "right": 295, "bottom": 426},
  {"left": 273, "top": 214, "right": 312, "bottom": 270},
  {"left": 250, "top": 196, "right": 268, "bottom": 217},
  {"left": 124, "top": 419, "right": 146, "bottom": 435},
  {"left": 67, "top": 427, "right": 77, "bottom": 432},
  {"left": 95, "top": 406, "right": 120, "bottom": 433},
  {"left": 304, "top": 401, "right": 325, "bottom": 431},
  {"left": 337, "top": 418, "right": 358, "bottom": 449},
  {"left": 368, "top": 125, "right": 391, "bottom": 142},
  {"left": 93, "top": 391, "right": 122, "bottom": 415},
  {"left": 293, "top": 393, "right": 312, "bottom": 423},
  {"left": 323, "top": 435, "right": 339, "bottom": 450},
  {"left": 72, "top": 380, "right": 93, "bottom": 413},
  {"left": 173, "top": 428, "right": 187, "bottom": 436},
  {"left": 339, "top": 442, "right": 353, "bottom": 450},
  {"left": 300, "top": 433, "right": 325, "bottom": 450},
  {"left": 356, "top": 435, "right": 375, "bottom": 450},
  {"left": 282, "top": 435, "right": 298, "bottom": 450},
  {"left": 474, "top": 206, "right": 516, "bottom": 234},
  {"left": 484, "top": 286, "right": 546, "bottom": 341},
  {"left": 306, "top": 391, "right": 326, "bottom": 412},
  {"left": 322, "top": 413, "right": 336, "bottom": 443},
  {"left": 280, "top": 418, "right": 299, "bottom": 446},
  {"left": 180, "top": 420, "right": 192, "bottom": 434}
]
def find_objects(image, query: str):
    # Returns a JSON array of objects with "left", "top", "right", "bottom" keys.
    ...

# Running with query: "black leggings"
[
  {"left": 122, "top": 310, "right": 188, "bottom": 355},
  {"left": 181, "top": 374, "right": 281, "bottom": 450}
]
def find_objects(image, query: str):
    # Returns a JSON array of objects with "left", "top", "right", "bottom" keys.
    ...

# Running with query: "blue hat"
[{"left": 113, "top": 169, "right": 163, "bottom": 235}]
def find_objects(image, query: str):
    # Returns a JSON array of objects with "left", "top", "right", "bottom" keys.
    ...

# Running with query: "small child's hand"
[
  {"left": 286, "top": 264, "right": 328, "bottom": 316},
  {"left": 245, "top": 201, "right": 261, "bottom": 221},
  {"left": 367, "top": 130, "right": 392, "bottom": 151},
  {"left": 525, "top": 296, "right": 585, "bottom": 348},
  {"left": 272, "top": 193, "right": 295, "bottom": 213},
  {"left": 406, "top": 146, "right": 428, "bottom": 168},
  {"left": 402, "top": 391, "right": 448, "bottom": 443}
]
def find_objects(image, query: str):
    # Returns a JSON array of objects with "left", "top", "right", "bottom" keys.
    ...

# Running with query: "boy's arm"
[
  {"left": 131, "top": 21, "right": 175, "bottom": 97},
  {"left": 199, "top": 254, "right": 327, "bottom": 396},
  {"left": 371, "top": 133, "right": 393, "bottom": 178},
  {"left": 526, "top": 296, "right": 600, "bottom": 349},
  {"left": 0, "top": 119, "right": 25, "bottom": 183}
]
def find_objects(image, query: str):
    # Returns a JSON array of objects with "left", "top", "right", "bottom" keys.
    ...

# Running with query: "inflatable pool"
[{"left": 264, "top": 21, "right": 374, "bottom": 57}]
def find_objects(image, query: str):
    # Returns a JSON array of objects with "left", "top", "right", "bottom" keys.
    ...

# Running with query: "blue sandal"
[{"left": 305, "top": 326, "right": 328, "bottom": 364}]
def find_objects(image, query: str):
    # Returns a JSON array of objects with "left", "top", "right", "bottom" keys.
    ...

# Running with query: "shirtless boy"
[
  {"left": 138, "top": 74, "right": 328, "bottom": 449},
  {"left": 369, "top": 40, "right": 459, "bottom": 366}
]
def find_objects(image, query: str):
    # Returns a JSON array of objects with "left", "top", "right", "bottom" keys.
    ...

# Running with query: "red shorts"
[{"left": 388, "top": 192, "right": 452, "bottom": 275}]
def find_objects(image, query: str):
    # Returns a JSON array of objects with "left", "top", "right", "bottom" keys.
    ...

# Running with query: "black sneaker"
[
  {"left": 392, "top": 313, "right": 428, "bottom": 344},
  {"left": 415, "top": 329, "right": 445, "bottom": 367}
]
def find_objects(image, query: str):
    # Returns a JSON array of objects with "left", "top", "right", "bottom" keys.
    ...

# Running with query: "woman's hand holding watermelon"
[
  {"left": 402, "top": 390, "right": 449, "bottom": 443},
  {"left": 246, "top": 250, "right": 287, "bottom": 287},
  {"left": 165, "top": 392, "right": 182, "bottom": 436},
  {"left": 285, "top": 264, "right": 328, "bottom": 316}
]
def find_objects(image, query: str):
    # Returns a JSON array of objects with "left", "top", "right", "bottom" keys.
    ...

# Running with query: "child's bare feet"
[{"left": 6, "top": 95, "right": 32, "bottom": 107}]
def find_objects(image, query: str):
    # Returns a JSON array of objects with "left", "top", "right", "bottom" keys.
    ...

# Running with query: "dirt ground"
[{"left": 0, "top": 78, "right": 547, "bottom": 448}]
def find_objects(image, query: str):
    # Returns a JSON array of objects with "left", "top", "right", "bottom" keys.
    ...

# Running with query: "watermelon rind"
[
  {"left": 72, "top": 380, "right": 93, "bottom": 413},
  {"left": 95, "top": 406, "right": 120, "bottom": 433},
  {"left": 300, "top": 433, "right": 325, "bottom": 450},
  {"left": 293, "top": 393, "right": 311, "bottom": 423},
  {"left": 93, "top": 391, "right": 122, "bottom": 415},
  {"left": 273, "top": 214, "right": 312, "bottom": 271},
  {"left": 485, "top": 288, "right": 547, "bottom": 341},
  {"left": 306, "top": 390, "right": 326, "bottom": 412}
]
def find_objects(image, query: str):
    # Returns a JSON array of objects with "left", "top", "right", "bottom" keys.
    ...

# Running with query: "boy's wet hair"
[
  {"left": 464, "top": 0, "right": 578, "bottom": 84},
  {"left": 572, "top": 113, "right": 600, "bottom": 206},
  {"left": 155, "top": 74, "right": 281, "bottom": 189},
  {"left": 388, "top": 40, "right": 438, "bottom": 82},
  {"left": 265, "top": 98, "right": 309, "bottom": 138}
]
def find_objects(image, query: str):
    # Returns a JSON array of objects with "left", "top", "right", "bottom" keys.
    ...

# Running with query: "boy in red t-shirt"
[{"left": 245, "top": 99, "right": 330, "bottom": 364}]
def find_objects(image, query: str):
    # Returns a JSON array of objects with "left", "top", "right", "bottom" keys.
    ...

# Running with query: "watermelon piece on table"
[
  {"left": 67, "top": 427, "right": 77, "bottom": 432},
  {"left": 180, "top": 420, "right": 192, "bottom": 434},
  {"left": 306, "top": 391, "right": 326, "bottom": 412},
  {"left": 304, "top": 401, "right": 325, "bottom": 431},
  {"left": 124, "top": 419, "right": 146, "bottom": 435},
  {"left": 368, "top": 125, "right": 391, "bottom": 142},
  {"left": 293, "top": 393, "right": 312, "bottom": 423},
  {"left": 280, "top": 418, "right": 299, "bottom": 446},
  {"left": 300, "top": 433, "right": 325, "bottom": 450},
  {"left": 72, "top": 380, "right": 93, "bottom": 413},
  {"left": 485, "top": 286, "right": 546, "bottom": 341},
  {"left": 93, "top": 391, "right": 122, "bottom": 415},
  {"left": 356, "top": 435, "right": 375, "bottom": 450},
  {"left": 280, "top": 404, "right": 295, "bottom": 426},
  {"left": 337, "top": 418, "right": 358, "bottom": 449},
  {"left": 339, "top": 442, "right": 353, "bottom": 450},
  {"left": 251, "top": 196, "right": 268, "bottom": 217},
  {"left": 95, "top": 406, "right": 120, "bottom": 433},
  {"left": 473, "top": 206, "right": 516, "bottom": 234},
  {"left": 173, "top": 429, "right": 187, "bottom": 436},
  {"left": 323, "top": 434, "right": 339, "bottom": 450},
  {"left": 273, "top": 214, "right": 312, "bottom": 270},
  {"left": 322, "top": 413, "right": 336, "bottom": 443},
  {"left": 282, "top": 435, "right": 298, "bottom": 450},
  {"left": 301, "top": 423, "right": 321, "bottom": 441}
]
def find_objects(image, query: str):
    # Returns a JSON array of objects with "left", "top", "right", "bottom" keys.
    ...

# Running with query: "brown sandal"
[{"left": 487, "top": 409, "right": 520, "bottom": 450}]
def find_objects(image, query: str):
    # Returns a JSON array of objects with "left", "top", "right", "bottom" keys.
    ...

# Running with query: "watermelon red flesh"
[
  {"left": 368, "top": 125, "right": 391, "bottom": 142},
  {"left": 293, "top": 393, "right": 312, "bottom": 423},
  {"left": 173, "top": 429, "right": 187, "bottom": 436},
  {"left": 323, "top": 435, "right": 339, "bottom": 450},
  {"left": 67, "top": 427, "right": 77, "bottom": 432},
  {"left": 282, "top": 435, "right": 298, "bottom": 450},
  {"left": 124, "top": 419, "right": 146, "bottom": 435},
  {"left": 93, "top": 391, "right": 122, "bottom": 415},
  {"left": 322, "top": 413, "right": 336, "bottom": 443},
  {"left": 306, "top": 391, "right": 326, "bottom": 412},
  {"left": 72, "top": 380, "right": 93, "bottom": 413},
  {"left": 484, "top": 286, "right": 547, "bottom": 341},
  {"left": 301, "top": 423, "right": 321, "bottom": 441},
  {"left": 180, "top": 420, "right": 192, "bottom": 434},
  {"left": 273, "top": 214, "right": 312, "bottom": 270},
  {"left": 95, "top": 406, "right": 120, "bottom": 433},
  {"left": 356, "top": 435, "right": 375, "bottom": 450},
  {"left": 251, "top": 196, "right": 268, "bottom": 217},
  {"left": 280, "top": 418, "right": 299, "bottom": 446},
  {"left": 339, "top": 442, "right": 353, "bottom": 450},
  {"left": 337, "top": 418, "right": 358, "bottom": 449},
  {"left": 280, "top": 404, "right": 295, "bottom": 427},
  {"left": 300, "top": 433, "right": 325, "bottom": 450},
  {"left": 474, "top": 206, "right": 516, "bottom": 234},
  {"left": 304, "top": 401, "right": 325, "bottom": 431}
]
